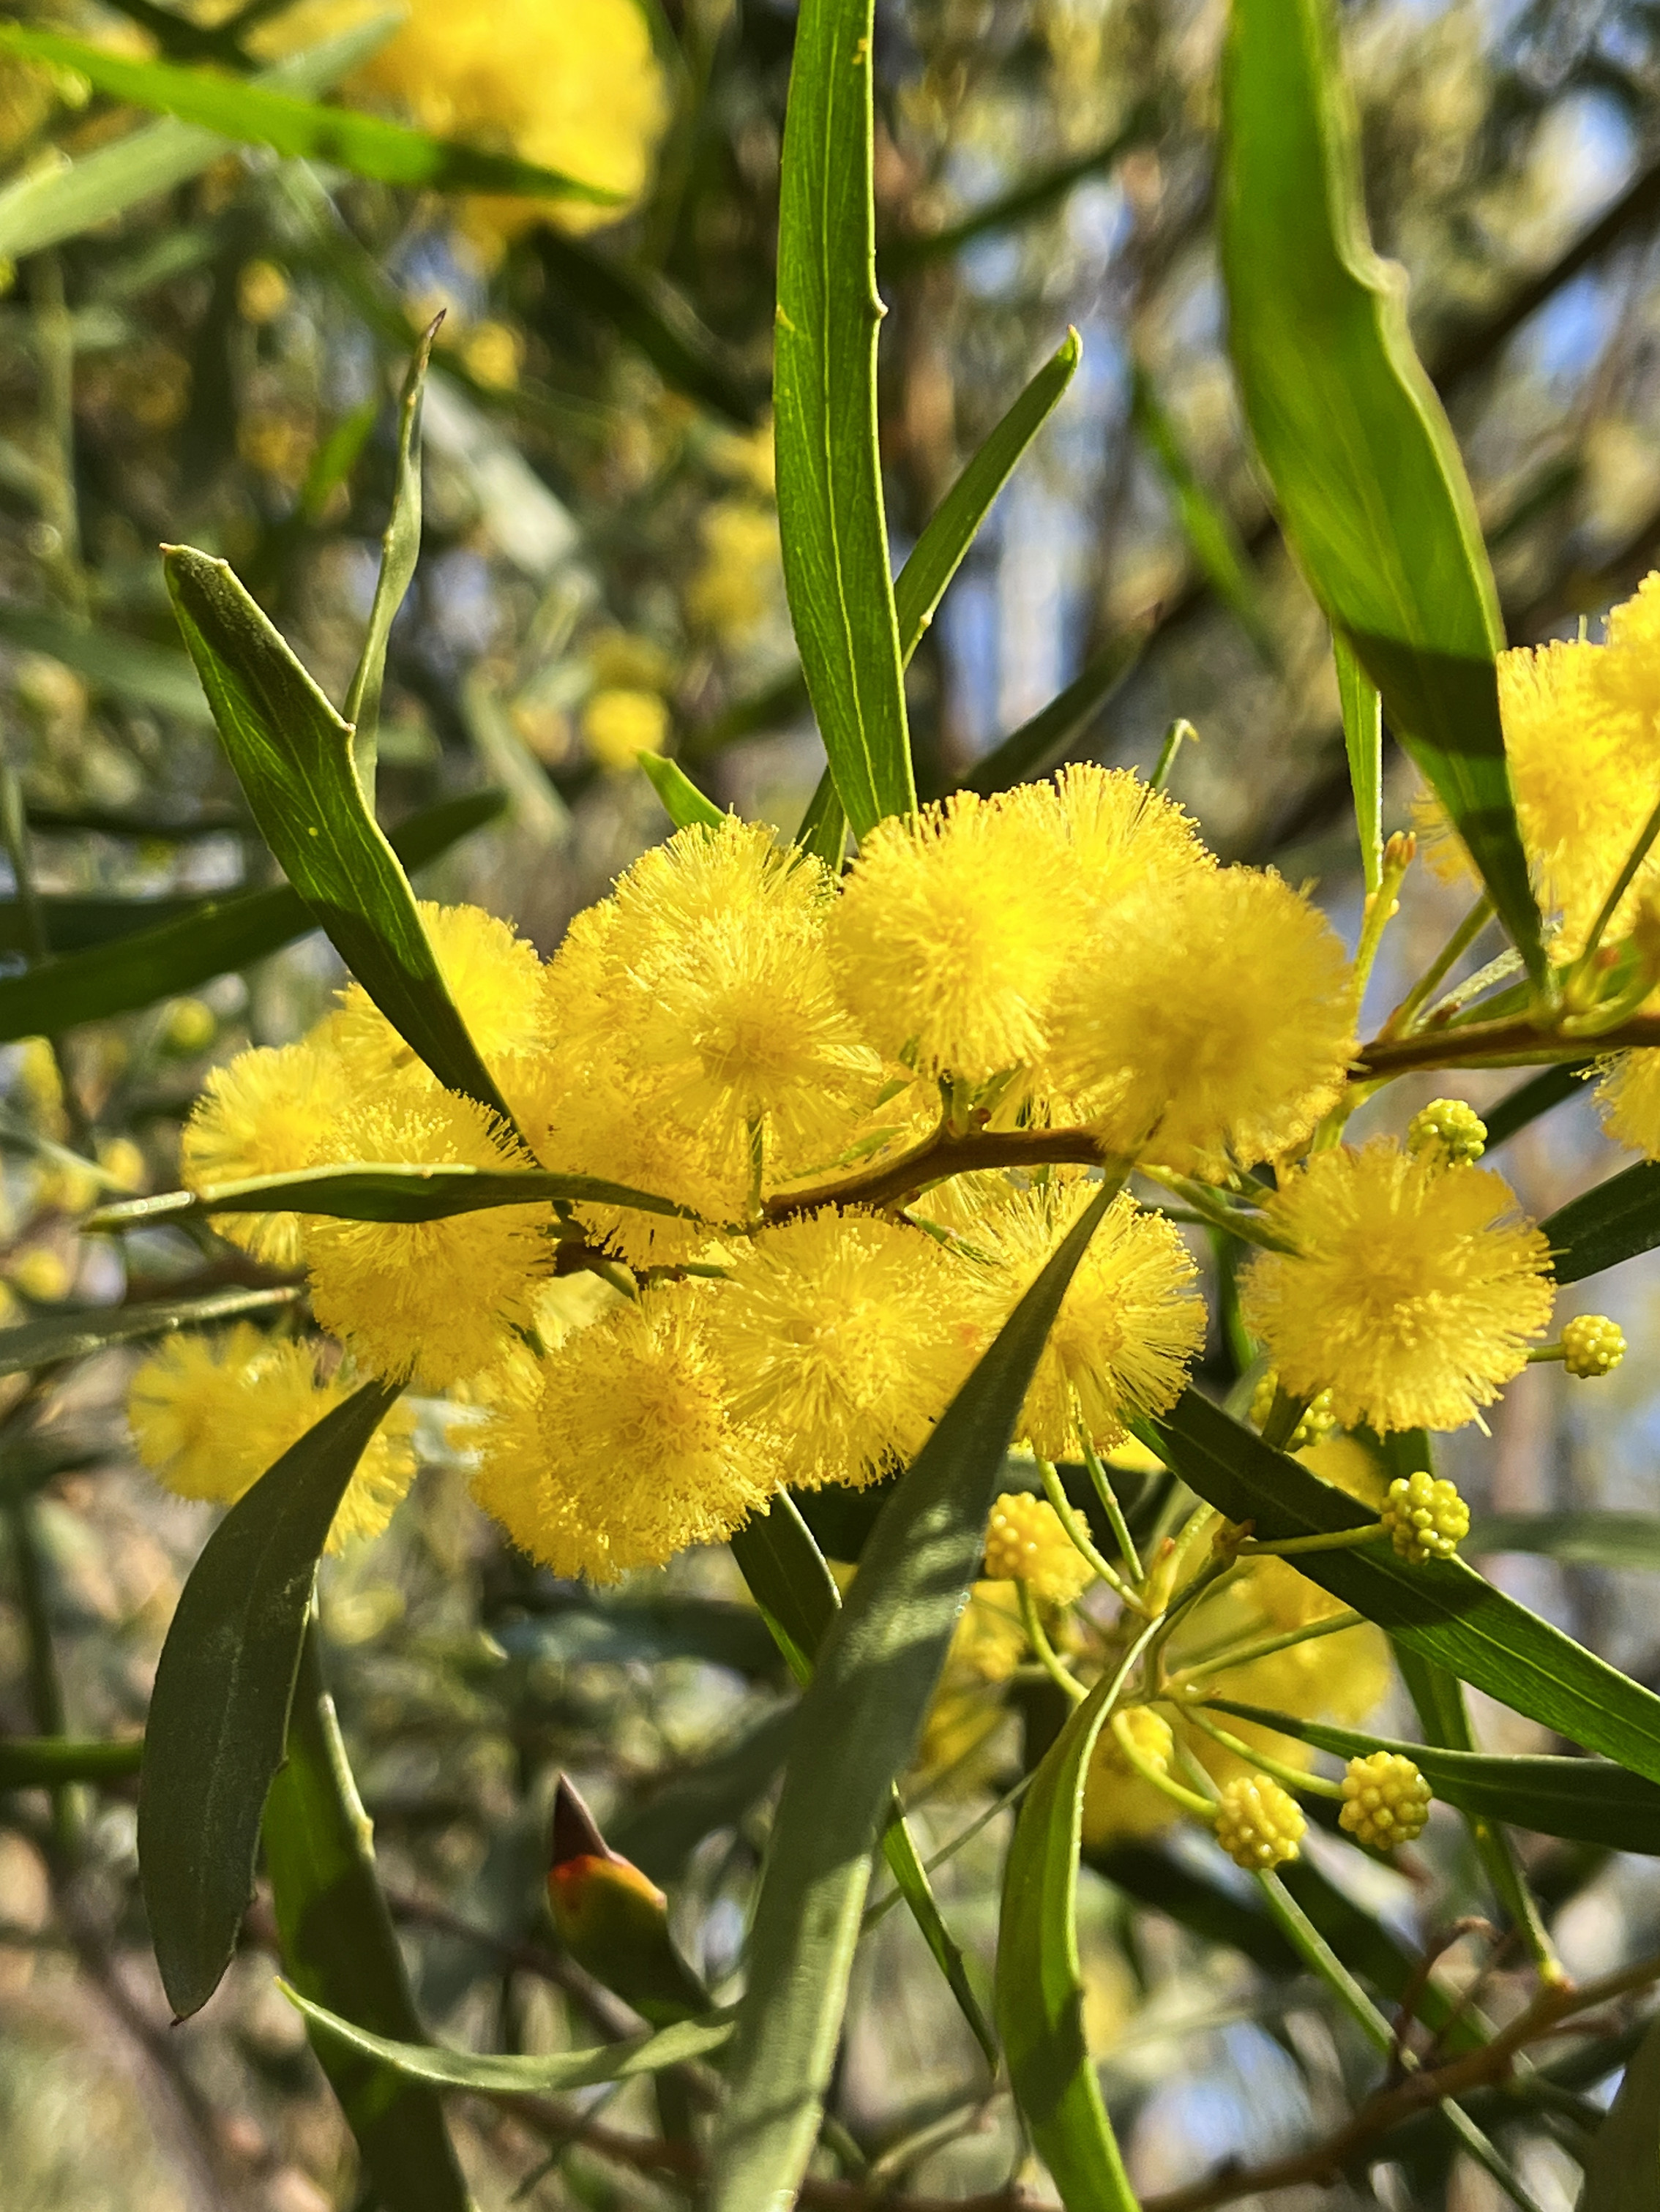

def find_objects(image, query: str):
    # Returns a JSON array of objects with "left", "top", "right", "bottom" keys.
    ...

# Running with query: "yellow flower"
[
  {"left": 965, "top": 1177, "right": 1205, "bottom": 1458},
  {"left": 582, "top": 687, "right": 669, "bottom": 771},
  {"left": 1053, "top": 865, "right": 1356, "bottom": 1170},
  {"left": 686, "top": 501, "right": 784, "bottom": 642},
  {"left": 699, "top": 1209, "right": 987, "bottom": 1488},
  {"left": 1239, "top": 1139, "right": 1554, "bottom": 1433},
  {"left": 1005, "top": 761, "right": 1210, "bottom": 916},
  {"left": 831, "top": 789, "right": 1077, "bottom": 1083},
  {"left": 946, "top": 1580, "right": 1029, "bottom": 1684},
  {"left": 305, "top": 1085, "right": 554, "bottom": 1390},
  {"left": 181, "top": 1036, "right": 351, "bottom": 1267},
  {"left": 1214, "top": 1774, "right": 1304, "bottom": 1870},
  {"left": 983, "top": 1491, "right": 1092, "bottom": 1605},
  {"left": 1596, "top": 1049, "right": 1660, "bottom": 1157},
  {"left": 128, "top": 1324, "right": 415, "bottom": 1551},
  {"left": 470, "top": 1289, "right": 779, "bottom": 1582}
]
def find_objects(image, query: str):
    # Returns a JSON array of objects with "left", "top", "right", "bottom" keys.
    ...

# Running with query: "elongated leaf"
[
  {"left": 640, "top": 753, "right": 725, "bottom": 833},
  {"left": 0, "top": 788, "right": 503, "bottom": 1047},
  {"left": 1579, "top": 2006, "right": 1660, "bottom": 2212},
  {"left": 961, "top": 626, "right": 1147, "bottom": 799},
  {"left": 1334, "top": 631, "right": 1383, "bottom": 895},
  {"left": 609, "top": 1706, "right": 796, "bottom": 1883},
  {"left": 138, "top": 1381, "right": 402, "bottom": 2019},
  {"left": 1206, "top": 1698, "right": 1660, "bottom": 1853},
  {"left": 0, "top": 20, "right": 397, "bottom": 260},
  {"left": 165, "top": 549, "right": 513, "bottom": 1125},
  {"left": 263, "top": 1631, "right": 470, "bottom": 2211},
  {"left": 0, "top": 1283, "right": 300, "bottom": 1381},
  {"left": 1485, "top": 1062, "right": 1590, "bottom": 1150},
  {"left": 1219, "top": 0, "right": 1542, "bottom": 976},
  {"left": 795, "top": 772, "right": 848, "bottom": 868},
  {"left": 0, "top": 894, "right": 211, "bottom": 956},
  {"left": 710, "top": 1183, "right": 1114, "bottom": 2211},
  {"left": 998, "top": 1666, "right": 1144, "bottom": 2212},
  {"left": 0, "top": 26, "right": 619, "bottom": 206},
  {"left": 0, "top": 606, "right": 212, "bottom": 724},
  {"left": 0, "top": 1736, "right": 143, "bottom": 1788},
  {"left": 1132, "top": 362, "right": 1275, "bottom": 670},
  {"left": 1541, "top": 1161, "right": 1660, "bottom": 1283},
  {"left": 1472, "top": 1510, "right": 1660, "bottom": 1568},
  {"left": 1144, "top": 1390, "right": 1660, "bottom": 1785},
  {"left": 343, "top": 328, "right": 436, "bottom": 800},
  {"left": 90, "top": 1163, "right": 689, "bottom": 1236},
  {"left": 729, "top": 1496, "right": 996, "bottom": 2064},
  {"left": 283, "top": 1984, "right": 733, "bottom": 2093},
  {"left": 774, "top": 0, "right": 914, "bottom": 836}
]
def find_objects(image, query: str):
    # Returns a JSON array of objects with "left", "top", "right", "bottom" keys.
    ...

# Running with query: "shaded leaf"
[
  {"left": 0, "top": 894, "right": 215, "bottom": 956},
  {"left": 773, "top": 0, "right": 914, "bottom": 836},
  {"left": 1470, "top": 1511, "right": 1660, "bottom": 1570},
  {"left": 0, "top": 1736, "right": 143, "bottom": 1788},
  {"left": 1484, "top": 1063, "right": 1591, "bottom": 1150},
  {"left": 498, "top": 1591, "right": 785, "bottom": 1682},
  {"left": 1219, "top": 0, "right": 1542, "bottom": 975},
  {"left": 640, "top": 753, "right": 725, "bottom": 833},
  {"left": 263, "top": 1630, "right": 470, "bottom": 2209},
  {"left": 138, "top": 1381, "right": 402, "bottom": 2019},
  {"left": 1334, "top": 631, "right": 1383, "bottom": 895},
  {"left": 1541, "top": 1160, "right": 1660, "bottom": 1284},
  {"left": 1579, "top": 2007, "right": 1660, "bottom": 2211},
  {"left": 1144, "top": 1390, "right": 1660, "bottom": 1784},
  {"left": 710, "top": 1183, "right": 1114, "bottom": 2211},
  {"left": 1132, "top": 361, "right": 1276, "bottom": 669},
  {"left": 0, "top": 605, "right": 212, "bottom": 724},
  {"left": 165, "top": 548, "right": 514, "bottom": 1125},
  {"left": 283, "top": 1984, "right": 733, "bottom": 2093},
  {"left": 0, "top": 25, "right": 621, "bottom": 206},
  {"left": 89, "top": 1162, "right": 690, "bottom": 1235},
  {"left": 960, "top": 626, "right": 1148, "bottom": 799},
  {"left": 0, "top": 1283, "right": 301, "bottom": 1381},
  {"left": 0, "top": 788, "right": 504, "bottom": 1046}
]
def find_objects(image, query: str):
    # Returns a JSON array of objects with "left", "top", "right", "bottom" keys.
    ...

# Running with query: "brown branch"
[
  {"left": 1356, "top": 1012, "right": 1660, "bottom": 1078},
  {"left": 765, "top": 1127, "right": 1107, "bottom": 1223}
]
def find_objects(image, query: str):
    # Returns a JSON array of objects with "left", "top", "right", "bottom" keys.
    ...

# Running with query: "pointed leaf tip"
[{"left": 552, "top": 1774, "right": 619, "bottom": 1870}]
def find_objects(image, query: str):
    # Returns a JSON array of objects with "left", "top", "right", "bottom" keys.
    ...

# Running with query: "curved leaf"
[
  {"left": 774, "top": 0, "right": 914, "bottom": 836},
  {"left": 961, "top": 627, "right": 1147, "bottom": 800},
  {"left": 1144, "top": 1390, "right": 1660, "bottom": 1785},
  {"left": 0, "top": 789, "right": 504, "bottom": 1046},
  {"left": 640, "top": 753, "right": 725, "bottom": 833},
  {"left": 1579, "top": 2008, "right": 1660, "bottom": 2212},
  {"left": 1541, "top": 1160, "right": 1660, "bottom": 1283},
  {"left": 164, "top": 548, "right": 515, "bottom": 1126},
  {"left": 709, "top": 1181, "right": 1115, "bottom": 2212},
  {"left": 0, "top": 25, "right": 621, "bottom": 206},
  {"left": 89, "top": 1163, "right": 691, "bottom": 1235},
  {"left": 1334, "top": 632, "right": 1383, "bottom": 895},
  {"left": 0, "top": 1284, "right": 302, "bottom": 1380},
  {"left": 138, "top": 1380, "right": 402, "bottom": 2019},
  {"left": 1219, "top": 0, "right": 1542, "bottom": 976},
  {"left": 998, "top": 1662, "right": 1147, "bottom": 2212},
  {"left": 282, "top": 1984, "right": 734, "bottom": 2093},
  {"left": 1205, "top": 1698, "right": 1660, "bottom": 1853}
]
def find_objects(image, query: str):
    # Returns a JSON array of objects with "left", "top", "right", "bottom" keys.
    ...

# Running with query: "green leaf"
[
  {"left": 0, "top": 788, "right": 504, "bottom": 1047},
  {"left": 1131, "top": 362, "right": 1276, "bottom": 670},
  {"left": 1540, "top": 1160, "right": 1660, "bottom": 1283},
  {"left": 773, "top": 0, "right": 914, "bottom": 836},
  {"left": 639, "top": 752, "right": 725, "bottom": 833},
  {"left": 137, "top": 1381, "right": 402, "bottom": 2020},
  {"left": 282, "top": 1983, "right": 734, "bottom": 2094},
  {"left": 1143, "top": 1390, "right": 1660, "bottom": 1785},
  {"left": 0, "top": 25, "right": 622, "bottom": 206},
  {"left": 710, "top": 1182, "right": 1115, "bottom": 2211},
  {"left": 1205, "top": 1698, "right": 1660, "bottom": 1854},
  {"left": 0, "top": 605, "right": 212, "bottom": 725},
  {"left": 793, "top": 771, "right": 848, "bottom": 868},
  {"left": 1334, "top": 631, "right": 1383, "bottom": 896},
  {"left": 608, "top": 1706, "right": 796, "bottom": 1884},
  {"left": 960, "top": 627, "right": 1147, "bottom": 800},
  {"left": 164, "top": 548, "right": 514, "bottom": 1126},
  {"left": 263, "top": 1630, "right": 470, "bottom": 2211},
  {"left": 0, "top": 19, "right": 397, "bottom": 260},
  {"left": 0, "top": 1736, "right": 143, "bottom": 1788},
  {"left": 89, "top": 1163, "right": 690, "bottom": 1235},
  {"left": 1484, "top": 1063, "right": 1590, "bottom": 1150},
  {"left": 343, "top": 326, "right": 436, "bottom": 801},
  {"left": 1579, "top": 2007, "right": 1660, "bottom": 2212},
  {"left": 1470, "top": 1511, "right": 1660, "bottom": 1569},
  {"left": 0, "top": 894, "right": 212, "bottom": 956},
  {"left": 0, "top": 1283, "right": 302, "bottom": 1381},
  {"left": 1219, "top": 0, "right": 1542, "bottom": 978},
  {"left": 997, "top": 1667, "right": 1144, "bottom": 2212}
]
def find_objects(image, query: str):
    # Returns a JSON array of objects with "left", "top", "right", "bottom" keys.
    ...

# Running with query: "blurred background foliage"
[{"left": 5, "top": 0, "right": 1660, "bottom": 2207}]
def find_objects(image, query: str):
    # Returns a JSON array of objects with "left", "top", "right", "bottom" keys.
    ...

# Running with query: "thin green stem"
[
  {"left": 5, "top": 1494, "right": 76, "bottom": 1858},
  {"left": 1167, "top": 1608, "right": 1364, "bottom": 1692},
  {"left": 1352, "top": 835, "right": 1414, "bottom": 1002},
  {"left": 1111, "top": 1709, "right": 1214, "bottom": 1819},
  {"left": 1017, "top": 1581, "right": 1084, "bottom": 1706},
  {"left": 1080, "top": 1431, "right": 1143, "bottom": 1582},
  {"left": 1234, "top": 1522, "right": 1382, "bottom": 1560},
  {"left": 1257, "top": 1384, "right": 1306, "bottom": 1452},
  {"left": 1383, "top": 893, "right": 1492, "bottom": 1039},
  {"left": 1034, "top": 1455, "right": 1145, "bottom": 1612},
  {"left": 863, "top": 1771, "right": 1039, "bottom": 1930},
  {"left": 1151, "top": 716, "right": 1196, "bottom": 792},
  {"left": 1577, "top": 790, "right": 1660, "bottom": 971},
  {"left": 1181, "top": 1709, "right": 1343, "bottom": 1800},
  {"left": 1137, "top": 1165, "right": 1294, "bottom": 1253}
]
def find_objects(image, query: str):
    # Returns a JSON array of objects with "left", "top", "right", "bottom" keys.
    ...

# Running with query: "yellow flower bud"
[
  {"left": 1406, "top": 1097, "right": 1487, "bottom": 1167},
  {"left": 1116, "top": 1706, "right": 1174, "bottom": 1776},
  {"left": 1214, "top": 1774, "right": 1304, "bottom": 1870},
  {"left": 1380, "top": 1471, "right": 1469, "bottom": 1565},
  {"left": 10, "top": 1247, "right": 69, "bottom": 1302},
  {"left": 983, "top": 1491, "right": 1092, "bottom": 1607},
  {"left": 1339, "top": 1751, "right": 1432, "bottom": 1850},
  {"left": 1560, "top": 1313, "right": 1625, "bottom": 1379},
  {"left": 1249, "top": 1371, "right": 1337, "bottom": 1449}
]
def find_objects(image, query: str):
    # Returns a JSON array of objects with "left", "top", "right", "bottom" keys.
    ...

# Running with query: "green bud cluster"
[{"left": 1380, "top": 1471, "right": 1469, "bottom": 1565}]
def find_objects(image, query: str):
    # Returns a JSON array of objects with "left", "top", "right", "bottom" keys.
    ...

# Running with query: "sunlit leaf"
[
  {"left": 89, "top": 1162, "right": 690, "bottom": 1235},
  {"left": 639, "top": 752, "right": 725, "bottom": 833},
  {"left": 0, "top": 1283, "right": 301, "bottom": 1381},
  {"left": 343, "top": 324, "right": 437, "bottom": 800},
  {"left": 1334, "top": 631, "right": 1383, "bottom": 895}
]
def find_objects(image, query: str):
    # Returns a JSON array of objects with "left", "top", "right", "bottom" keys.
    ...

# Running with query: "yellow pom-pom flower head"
[
  {"left": 471, "top": 1289, "right": 779, "bottom": 1583},
  {"left": 983, "top": 1491, "right": 1091, "bottom": 1605},
  {"left": 128, "top": 1324, "right": 415, "bottom": 1551},
  {"left": 181, "top": 1035, "right": 351, "bottom": 1267},
  {"left": 1561, "top": 1313, "right": 1626, "bottom": 1378},
  {"left": 1239, "top": 1139, "right": 1554, "bottom": 1433},
  {"left": 1380, "top": 1471, "right": 1470, "bottom": 1564},
  {"left": 1339, "top": 1752, "right": 1432, "bottom": 1849},
  {"left": 305, "top": 1084, "right": 553, "bottom": 1390},
  {"left": 1596, "top": 1049, "right": 1660, "bottom": 1159},
  {"left": 1214, "top": 1774, "right": 1304, "bottom": 1870},
  {"left": 698, "top": 1209, "right": 987, "bottom": 1489},
  {"left": 965, "top": 1177, "right": 1205, "bottom": 1458},
  {"left": 1081, "top": 1706, "right": 1181, "bottom": 1848},
  {"left": 1053, "top": 865, "right": 1356, "bottom": 1171}
]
